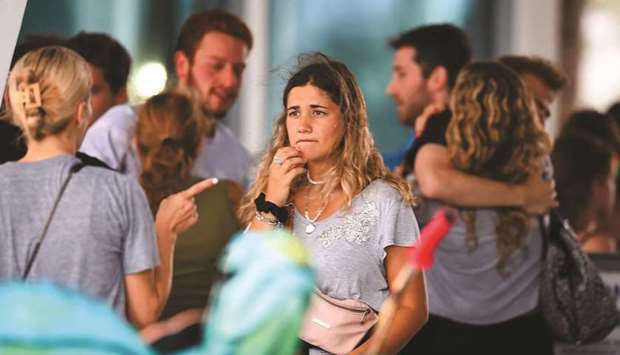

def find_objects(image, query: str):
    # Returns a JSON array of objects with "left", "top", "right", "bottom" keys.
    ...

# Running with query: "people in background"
[
  {"left": 66, "top": 31, "right": 132, "bottom": 124},
  {"left": 553, "top": 110, "right": 620, "bottom": 253},
  {"left": 384, "top": 24, "right": 471, "bottom": 171},
  {"left": 0, "top": 46, "right": 215, "bottom": 328},
  {"left": 386, "top": 27, "right": 557, "bottom": 221},
  {"left": 499, "top": 55, "right": 567, "bottom": 123},
  {"left": 133, "top": 92, "right": 241, "bottom": 324},
  {"left": 406, "top": 61, "right": 555, "bottom": 354},
  {"left": 80, "top": 9, "right": 253, "bottom": 185}
]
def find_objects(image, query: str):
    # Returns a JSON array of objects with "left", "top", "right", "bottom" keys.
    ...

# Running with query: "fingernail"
[{"left": 211, "top": 178, "right": 219, "bottom": 185}]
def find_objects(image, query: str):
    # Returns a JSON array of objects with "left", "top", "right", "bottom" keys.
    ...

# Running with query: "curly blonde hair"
[
  {"left": 446, "top": 61, "right": 551, "bottom": 272},
  {"left": 238, "top": 53, "right": 412, "bottom": 226}
]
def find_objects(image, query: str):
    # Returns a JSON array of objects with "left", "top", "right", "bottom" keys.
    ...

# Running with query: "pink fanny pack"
[{"left": 300, "top": 289, "right": 378, "bottom": 354}]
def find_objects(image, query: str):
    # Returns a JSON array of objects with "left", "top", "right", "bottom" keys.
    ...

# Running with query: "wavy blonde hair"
[
  {"left": 238, "top": 53, "right": 412, "bottom": 226},
  {"left": 6, "top": 46, "right": 91, "bottom": 141},
  {"left": 446, "top": 61, "right": 551, "bottom": 272}
]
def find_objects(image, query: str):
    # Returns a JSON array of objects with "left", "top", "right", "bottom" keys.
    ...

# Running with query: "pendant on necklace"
[{"left": 305, "top": 223, "right": 316, "bottom": 234}]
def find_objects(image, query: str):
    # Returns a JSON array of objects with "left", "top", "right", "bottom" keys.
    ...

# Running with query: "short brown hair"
[
  {"left": 389, "top": 24, "right": 471, "bottom": 89},
  {"left": 175, "top": 9, "right": 253, "bottom": 62},
  {"left": 66, "top": 32, "right": 132, "bottom": 95},
  {"left": 499, "top": 55, "right": 567, "bottom": 91}
]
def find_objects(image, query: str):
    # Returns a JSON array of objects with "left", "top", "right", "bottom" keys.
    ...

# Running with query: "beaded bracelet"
[{"left": 255, "top": 210, "right": 282, "bottom": 228}]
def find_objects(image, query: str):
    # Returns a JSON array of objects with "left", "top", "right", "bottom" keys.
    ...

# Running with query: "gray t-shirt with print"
[
  {"left": 293, "top": 179, "right": 419, "bottom": 311},
  {"left": 0, "top": 155, "right": 159, "bottom": 315}
]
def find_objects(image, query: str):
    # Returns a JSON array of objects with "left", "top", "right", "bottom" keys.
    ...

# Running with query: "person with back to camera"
[
  {"left": 0, "top": 46, "right": 216, "bottom": 328},
  {"left": 405, "top": 62, "right": 555, "bottom": 354},
  {"left": 552, "top": 110, "right": 620, "bottom": 253},
  {"left": 386, "top": 26, "right": 556, "bottom": 217},
  {"left": 133, "top": 92, "right": 240, "bottom": 332},
  {"left": 238, "top": 53, "right": 428, "bottom": 355}
]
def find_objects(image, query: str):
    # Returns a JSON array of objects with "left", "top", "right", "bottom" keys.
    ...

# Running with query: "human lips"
[
  {"left": 211, "top": 88, "right": 237, "bottom": 104},
  {"left": 295, "top": 139, "right": 318, "bottom": 145}
]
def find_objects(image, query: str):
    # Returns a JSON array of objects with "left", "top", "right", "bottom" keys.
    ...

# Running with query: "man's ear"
[
  {"left": 113, "top": 87, "right": 128, "bottom": 105},
  {"left": 427, "top": 66, "right": 449, "bottom": 93},
  {"left": 175, "top": 51, "right": 190, "bottom": 87}
]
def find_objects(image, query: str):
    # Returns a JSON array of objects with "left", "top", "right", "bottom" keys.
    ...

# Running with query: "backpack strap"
[{"left": 21, "top": 161, "right": 85, "bottom": 280}]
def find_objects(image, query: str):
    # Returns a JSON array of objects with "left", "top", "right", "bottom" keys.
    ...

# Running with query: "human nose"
[
  {"left": 219, "top": 65, "right": 240, "bottom": 90},
  {"left": 297, "top": 112, "right": 312, "bottom": 133},
  {"left": 386, "top": 78, "right": 396, "bottom": 97}
]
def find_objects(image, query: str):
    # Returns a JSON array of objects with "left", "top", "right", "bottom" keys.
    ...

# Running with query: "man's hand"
[
  {"left": 415, "top": 103, "right": 445, "bottom": 137},
  {"left": 155, "top": 178, "right": 219, "bottom": 237},
  {"left": 519, "top": 170, "right": 558, "bottom": 215},
  {"left": 393, "top": 163, "right": 405, "bottom": 178},
  {"left": 140, "top": 308, "right": 205, "bottom": 344}
]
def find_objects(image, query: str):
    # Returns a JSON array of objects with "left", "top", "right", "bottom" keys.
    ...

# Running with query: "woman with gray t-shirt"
[
  {"left": 406, "top": 62, "right": 555, "bottom": 354},
  {"left": 1, "top": 46, "right": 213, "bottom": 329},
  {"left": 238, "top": 53, "right": 427, "bottom": 355}
]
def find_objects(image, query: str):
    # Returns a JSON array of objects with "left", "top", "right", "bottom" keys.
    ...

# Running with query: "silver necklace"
[
  {"left": 303, "top": 187, "right": 327, "bottom": 234},
  {"left": 306, "top": 170, "right": 326, "bottom": 185}
]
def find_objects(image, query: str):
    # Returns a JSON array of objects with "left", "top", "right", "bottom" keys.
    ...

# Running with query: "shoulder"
[
  {"left": 405, "top": 110, "right": 452, "bottom": 172},
  {"left": 75, "top": 160, "right": 142, "bottom": 196},
  {"left": 98, "top": 104, "right": 138, "bottom": 127},
  {"left": 363, "top": 179, "right": 403, "bottom": 203},
  {"left": 85, "top": 104, "right": 138, "bottom": 137},
  {"left": 80, "top": 105, "right": 139, "bottom": 164},
  {"left": 420, "top": 109, "right": 452, "bottom": 143},
  {"left": 76, "top": 152, "right": 114, "bottom": 170}
]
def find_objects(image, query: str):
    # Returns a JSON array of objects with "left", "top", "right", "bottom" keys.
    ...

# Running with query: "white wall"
[
  {"left": 239, "top": 0, "right": 270, "bottom": 157},
  {"left": 0, "top": 0, "right": 28, "bottom": 99}
]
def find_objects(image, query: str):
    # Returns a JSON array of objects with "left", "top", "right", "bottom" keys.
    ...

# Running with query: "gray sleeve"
[
  {"left": 378, "top": 192, "right": 420, "bottom": 258},
  {"left": 80, "top": 112, "right": 132, "bottom": 171},
  {"left": 120, "top": 178, "right": 160, "bottom": 274}
]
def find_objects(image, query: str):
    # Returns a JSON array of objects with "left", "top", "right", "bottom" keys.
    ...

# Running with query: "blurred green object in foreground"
[
  {"left": 188, "top": 230, "right": 314, "bottom": 355},
  {"left": 0, "top": 229, "right": 314, "bottom": 355},
  {"left": 0, "top": 281, "right": 153, "bottom": 355}
]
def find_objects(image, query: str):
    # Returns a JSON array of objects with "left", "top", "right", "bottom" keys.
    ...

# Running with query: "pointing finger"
[{"left": 180, "top": 178, "right": 218, "bottom": 198}]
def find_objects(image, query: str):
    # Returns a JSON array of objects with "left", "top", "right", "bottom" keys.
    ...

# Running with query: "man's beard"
[{"left": 187, "top": 74, "right": 231, "bottom": 120}]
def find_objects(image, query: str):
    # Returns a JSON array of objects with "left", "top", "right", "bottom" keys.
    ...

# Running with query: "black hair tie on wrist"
[{"left": 254, "top": 193, "right": 288, "bottom": 224}]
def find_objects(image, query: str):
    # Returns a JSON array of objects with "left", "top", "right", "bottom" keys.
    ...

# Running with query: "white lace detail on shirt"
[{"left": 317, "top": 200, "right": 379, "bottom": 248}]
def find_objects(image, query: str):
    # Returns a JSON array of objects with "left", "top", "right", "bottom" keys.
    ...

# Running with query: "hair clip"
[{"left": 17, "top": 82, "right": 42, "bottom": 110}]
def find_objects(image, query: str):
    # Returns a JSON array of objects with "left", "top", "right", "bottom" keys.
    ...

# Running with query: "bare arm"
[
  {"left": 581, "top": 234, "right": 617, "bottom": 253},
  {"left": 414, "top": 144, "right": 556, "bottom": 213},
  {"left": 125, "top": 178, "right": 217, "bottom": 328},
  {"left": 351, "top": 246, "right": 428, "bottom": 355},
  {"left": 125, "top": 232, "right": 175, "bottom": 329}
]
